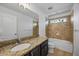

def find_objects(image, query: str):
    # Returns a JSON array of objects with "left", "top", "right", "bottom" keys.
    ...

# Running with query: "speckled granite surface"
[{"left": 0, "top": 36, "right": 47, "bottom": 56}]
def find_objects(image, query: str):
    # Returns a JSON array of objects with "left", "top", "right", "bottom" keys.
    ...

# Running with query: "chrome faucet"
[
  {"left": 16, "top": 38, "right": 22, "bottom": 44},
  {"left": 15, "top": 33, "right": 22, "bottom": 44}
]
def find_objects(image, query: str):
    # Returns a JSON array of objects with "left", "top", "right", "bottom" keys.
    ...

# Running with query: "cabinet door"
[
  {"left": 41, "top": 44, "right": 48, "bottom": 56},
  {"left": 31, "top": 46, "right": 40, "bottom": 56},
  {"left": 41, "top": 40, "right": 48, "bottom": 56}
]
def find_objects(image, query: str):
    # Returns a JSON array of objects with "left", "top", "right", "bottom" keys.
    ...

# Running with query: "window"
[{"left": 50, "top": 18, "right": 67, "bottom": 24}]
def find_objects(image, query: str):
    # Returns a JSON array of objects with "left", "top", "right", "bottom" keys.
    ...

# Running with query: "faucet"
[
  {"left": 15, "top": 33, "right": 22, "bottom": 44},
  {"left": 16, "top": 38, "right": 22, "bottom": 44}
]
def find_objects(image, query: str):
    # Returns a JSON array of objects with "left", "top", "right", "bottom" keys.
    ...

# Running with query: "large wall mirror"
[
  {"left": 18, "top": 14, "right": 33, "bottom": 39},
  {"left": 0, "top": 8, "right": 34, "bottom": 43},
  {"left": 0, "top": 12, "right": 17, "bottom": 41}
]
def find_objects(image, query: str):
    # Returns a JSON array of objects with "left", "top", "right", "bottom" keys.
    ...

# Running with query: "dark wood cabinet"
[
  {"left": 31, "top": 46, "right": 40, "bottom": 56},
  {"left": 40, "top": 40, "right": 48, "bottom": 56},
  {"left": 24, "top": 40, "right": 48, "bottom": 56}
]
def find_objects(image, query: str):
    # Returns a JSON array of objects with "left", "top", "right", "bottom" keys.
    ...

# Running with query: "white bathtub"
[{"left": 48, "top": 38, "right": 73, "bottom": 53}]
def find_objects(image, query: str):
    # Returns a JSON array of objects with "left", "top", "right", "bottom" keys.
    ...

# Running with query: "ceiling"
[
  {"left": 0, "top": 3, "right": 73, "bottom": 17},
  {"left": 0, "top": 3, "right": 38, "bottom": 18},
  {"left": 30, "top": 3, "right": 73, "bottom": 15}
]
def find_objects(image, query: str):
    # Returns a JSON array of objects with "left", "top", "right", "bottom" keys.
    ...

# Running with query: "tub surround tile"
[{"left": 46, "top": 16, "right": 73, "bottom": 42}]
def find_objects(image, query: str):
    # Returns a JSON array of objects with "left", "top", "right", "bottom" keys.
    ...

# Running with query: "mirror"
[
  {"left": 0, "top": 12, "right": 33, "bottom": 42},
  {"left": 0, "top": 12, "right": 17, "bottom": 41},
  {"left": 18, "top": 14, "right": 33, "bottom": 39},
  {"left": 0, "top": 4, "right": 35, "bottom": 43}
]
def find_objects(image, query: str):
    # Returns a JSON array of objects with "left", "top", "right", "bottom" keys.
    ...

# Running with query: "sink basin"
[{"left": 11, "top": 43, "right": 31, "bottom": 52}]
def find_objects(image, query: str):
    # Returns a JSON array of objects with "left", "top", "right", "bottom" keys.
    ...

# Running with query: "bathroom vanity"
[
  {"left": 0, "top": 37, "right": 48, "bottom": 56},
  {"left": 24, "top": 39, "right": 48, "bottom": 56}
]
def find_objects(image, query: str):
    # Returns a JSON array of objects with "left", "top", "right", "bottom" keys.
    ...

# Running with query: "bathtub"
[{"left": 48, "top": 38, "right": 73, "bottom": 54}]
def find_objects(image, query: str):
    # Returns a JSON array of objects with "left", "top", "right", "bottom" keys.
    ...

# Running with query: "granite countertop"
[{"left": 0, "top": 36, "right": 47, "bottom": 56}]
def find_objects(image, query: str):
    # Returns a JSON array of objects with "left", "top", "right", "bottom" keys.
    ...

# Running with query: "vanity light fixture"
[{"left": 18, "top": 3, "right": 30, "bottom": 9}]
